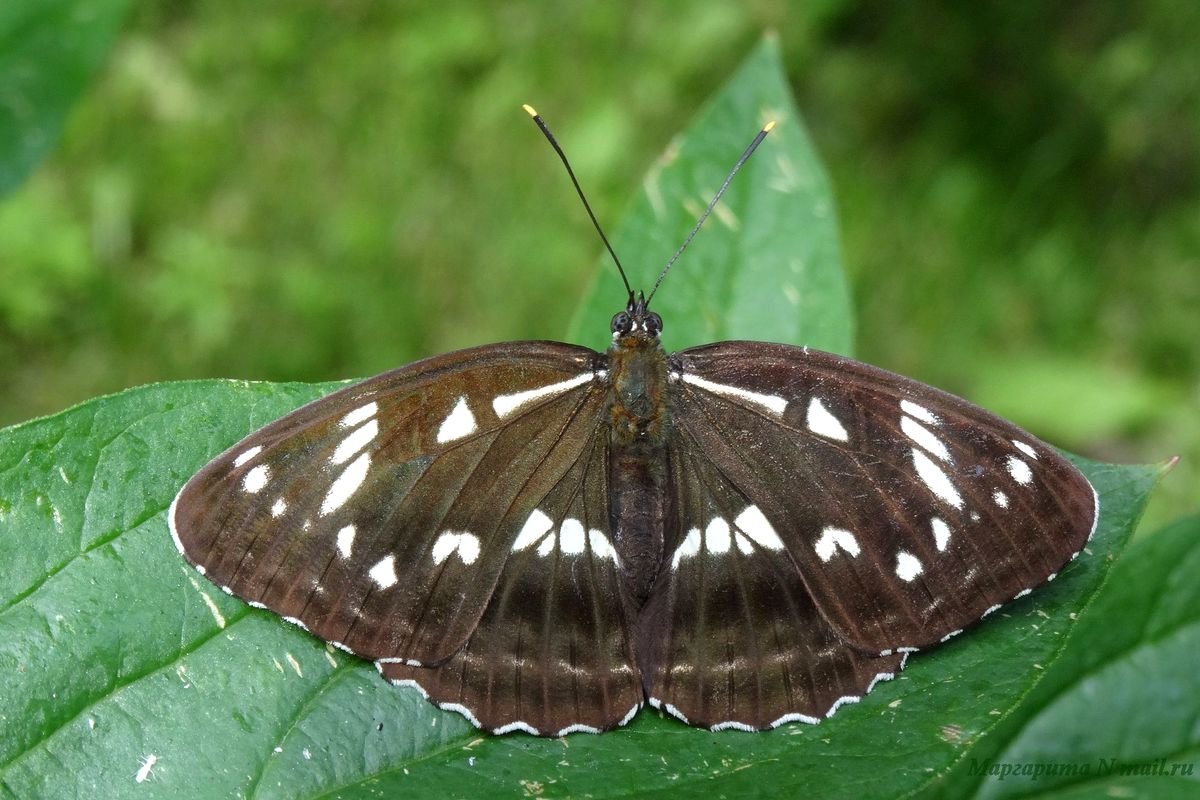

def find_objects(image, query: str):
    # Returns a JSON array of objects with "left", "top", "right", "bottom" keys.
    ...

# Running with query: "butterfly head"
[{"left": 611, "top": 291, "right": 662, "bottom": 342}]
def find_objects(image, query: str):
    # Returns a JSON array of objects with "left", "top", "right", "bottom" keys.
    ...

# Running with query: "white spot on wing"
[
  {"left": 931, "top": 517, "right": 951, "bottom": 551},
  {"left": 901, "top": 415, "right": 952, "bottom": 462},
  {"left": 681, "top": 373, "right": 787, "bottom": 415},
  {"left": 431, "top": 532, "right": 458, "bottom": 565},
  {"left": 735, "top": 505, "right": 785, "bottom": 550},
  {"left": 341, "top": 401, "right": 377, "bottom": 428},
  {"left": 705, "top": 518, "right": 732, "bottom": 554},
  {"left": 436, "top": 396, "right": 477, "bottom": 443},
  {"left": 492, "top": 373, "right": 592, "bottom": 418},
  {"left": 1013, "top": 440, "right": 1038, "bottom": 459},
  {"left": 671, "top": 528, "right": 702, "bottom": 569},
  {"left": 589, "top": 528, "right": 618, "bottom": 561},
  {"left": 331, "top": 418, "right": 377, "bottom": 465},
  {"left": 431, "top": 531, "right": 481, "bottom": 565},
  {"left": 270, "top": 498, "right": 287, "bottom": 518},
  {"left": 369, "top": 555, "right": 398, "bottom": 589},
  {"left": 233, "top": 445, "right": 262, "bottom": 468},
  {"left": 1007, "top": 455, "right": 1033, "bottom": 486},
  {"left": 912, "top": 449, "right": 963, "bottom": 508},
  {"left": 512, "top": 509, "right": 553, "bottom": 552},
  {"left": 320, "top": 452, "right": 371, "bottom": 516},
  {"left": 336, "top": 525, "right": 356, "bottom": 559},
  {"left": 457, "top": 533, "right": 480, "bottom": 564},
  {"left": 900, "top": 399, "right": 939, "bottom": 425},
  {"left": 243, "top": 464, "right": 270, "bottom": 494},
  {"left": 806, "top": 397, "right": 849, "bottom": 441},
  {"left": 895, "top": 551, "right": 924, "bottom": 582},
  {"left": 814, "top": 526, "right": 860, "bottom": 562},
  {"left": 993, "top": 490, "right": 1009, "bottom": 508},
  {"left": 559, "top": 518, "right": 586, "bottom": 555}
]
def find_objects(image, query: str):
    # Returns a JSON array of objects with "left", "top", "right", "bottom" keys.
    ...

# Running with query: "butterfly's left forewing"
[
  {"left": 662, "top": 341, "right": 1098, "bottom": 656},
  {"left": 170, "top": 341, "right": 615, "bottom": 668}
]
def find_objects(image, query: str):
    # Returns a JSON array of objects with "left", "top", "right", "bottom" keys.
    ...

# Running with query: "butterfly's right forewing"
[
  {"left": 171, "top": 341, "right": 609, "bottom": 666},
  {"left": 663, "top": 341, "right": 1098, "bottom": 656}
]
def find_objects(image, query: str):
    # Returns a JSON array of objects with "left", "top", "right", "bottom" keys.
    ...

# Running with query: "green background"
[{"left": 1, "top": 1, "right": 1196, "bottom": 532}]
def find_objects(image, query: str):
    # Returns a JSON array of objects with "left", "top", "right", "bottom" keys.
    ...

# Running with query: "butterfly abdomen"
[{"left": 607, "top": 334, "right": 671, "bottom": 606}]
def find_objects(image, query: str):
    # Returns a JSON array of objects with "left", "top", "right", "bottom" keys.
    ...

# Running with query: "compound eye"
[
  {"left": 645, "top": 312, "right": 663, "bottom": 335},
  {"left": 610, "top": 311, "right": 632, "bottom": 335}
]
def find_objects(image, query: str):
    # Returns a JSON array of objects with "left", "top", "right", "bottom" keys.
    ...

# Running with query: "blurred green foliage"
[{"left": 0, "top": 1, "right": 1196, "bottom": 531}]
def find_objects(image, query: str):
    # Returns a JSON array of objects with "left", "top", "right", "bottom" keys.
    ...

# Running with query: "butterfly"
[{"left": 170, "top": 107, "right": 1098, "bottom": 737}]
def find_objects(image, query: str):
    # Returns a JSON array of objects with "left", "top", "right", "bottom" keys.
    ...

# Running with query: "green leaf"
[
  {"left": 568, "top": 36, "right": 854, "bottom": 356},
  {"left": 0, "top": 383, "right": 1157, "bottom": 798},
  {"left": 932, "top": 510, "right": 1200, "bottom": 799},
  {"left": 0, "top": 39, "right": 1169, "bottom": 800},
  {"left": 0, "top": 0, "right": 129, "bottom": 197}
]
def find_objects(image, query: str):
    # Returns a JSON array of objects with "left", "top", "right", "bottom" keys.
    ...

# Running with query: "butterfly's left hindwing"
[
  {"left": 170, "top": 341, "right": 613, "bottom": 667},
  {"left": 663, "top": 341, "right": 1098, "bottom": 656}
]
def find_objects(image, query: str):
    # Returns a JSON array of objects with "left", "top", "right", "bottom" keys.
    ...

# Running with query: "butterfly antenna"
[
  {"left": 523, "top": 104, "right": 633, "bottom": 300},
  {"left": 646, "top": 121, "right": 776, "bottom": 306}
]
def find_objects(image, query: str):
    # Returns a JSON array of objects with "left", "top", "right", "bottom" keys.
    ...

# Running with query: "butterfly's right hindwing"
[{"left": 170, "top": 341, "right": 609, "bottom": 666}]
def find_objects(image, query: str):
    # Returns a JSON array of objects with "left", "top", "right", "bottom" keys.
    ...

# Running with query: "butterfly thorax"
[
  {"left": 606, "top": 297, "right": 670, "bottom": 606},
  {"left": 607, "top": 334, "right": 668, "bottom": 445}
]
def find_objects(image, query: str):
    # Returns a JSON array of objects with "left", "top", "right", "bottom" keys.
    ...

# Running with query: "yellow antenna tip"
[
  {"left": 522, "top": 104, "right": 539, "bottom": 117},
  {"left": 764, "top": 120, "right": 777, "bottom": 133}
]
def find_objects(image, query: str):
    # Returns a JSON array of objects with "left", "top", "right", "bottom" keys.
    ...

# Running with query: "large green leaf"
[
  {"left": 0, "top": 39, "right": 1171, "bottom": 799},
  {"left": 935, "top": 511, "right": 1200, "bottom": 799},
  {"left": 0, "top": 382, "right": 1158, "bottom": 798},
  {"left": 0, "top": 0, "right": 129, "bottom": 197},
  {"left": 568, "top": 36, "right": 853, "bottom": 356}
]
